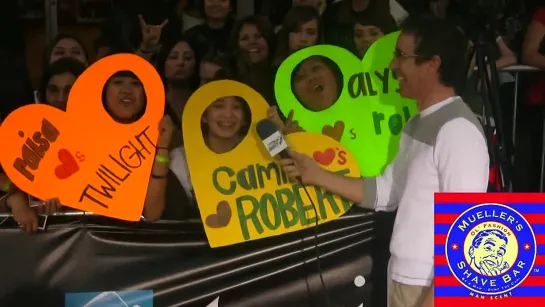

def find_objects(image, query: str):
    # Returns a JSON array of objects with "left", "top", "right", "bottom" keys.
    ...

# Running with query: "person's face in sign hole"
[
  {"left": 202, "top": 96, "right": 246, "bottom": 140},
  {"left": 104, "top": 72, "right": 146, "bottom": 122},
  {"left": 354, "top": 23, "right": 385, "bottom": 57},
  {"left": 46, "top": 72, "right": 77, "bottom": 111},
  {"left": 293, "top": 57, "right": 339, "bottom": 111}
]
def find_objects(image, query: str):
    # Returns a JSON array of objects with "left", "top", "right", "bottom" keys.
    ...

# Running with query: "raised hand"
[
  {"left": 158, "top": 115, "right": 175, "bottom": 148},
  {"left": 267, "top": 107, "right": 304, "bottom": 135},
  {"left": 138, "top": 15, "right": 168, "bottom": 53}
]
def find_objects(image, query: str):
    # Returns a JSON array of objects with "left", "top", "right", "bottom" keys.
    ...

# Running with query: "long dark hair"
[
  {"left": 229, "top": 15, "right": 275, "bottom": 72},
  {"left": 43, "top": 34, "right": 89, "bottom": 67},
  {"left": 229, "top": 15, "right": 276, "bottom": 103},
  {"left": 39, "top": 57, "right": 87, "bottom": 104},
  {"left": 273, "top": 6, "right": 323, "bottom": 66},
  {"left": 155, "top": 36, "right": 199, "bottom": 90}
]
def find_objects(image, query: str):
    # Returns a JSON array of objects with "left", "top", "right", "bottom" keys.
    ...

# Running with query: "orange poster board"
[{"left": 0, "top": 54, "right": 164, "bottom": 221}]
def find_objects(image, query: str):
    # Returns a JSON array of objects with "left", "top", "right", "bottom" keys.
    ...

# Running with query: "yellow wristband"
[
  {"left": 155, "top": 155, "right": 170, "bottom": 164},
  {"left": 1, "top": 177, "right": 11, "bottom": 193}
]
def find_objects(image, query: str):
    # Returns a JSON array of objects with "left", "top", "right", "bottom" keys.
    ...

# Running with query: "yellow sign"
[{"left": 182, "top": 80, "right": 361, "bottom": 247}]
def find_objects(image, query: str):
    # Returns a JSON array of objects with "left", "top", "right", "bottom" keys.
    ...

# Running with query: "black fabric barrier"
[{"left": 0, "top": 208, "right": 386, "bottom": 307}]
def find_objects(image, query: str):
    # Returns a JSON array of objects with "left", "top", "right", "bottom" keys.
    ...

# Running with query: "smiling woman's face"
[
  {"left": 292, "top": 57, "right": 339, "bottom": 111},
  {"left": 238, "top": 23, "right": 269, "bottom": 64},
  {"left": 104, "top": 74, "right": 146, "bottom": 122},
  {"left": 202, "top": 96, "right": 246, "bottom": 139}
]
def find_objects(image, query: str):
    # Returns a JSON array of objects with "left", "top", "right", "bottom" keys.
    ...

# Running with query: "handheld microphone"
[
  {"left": 256, "top": 119, "right": 337, "bottom": 307},
  {"left": 256, "top": 119, "right": 291, "bottom": 159}
]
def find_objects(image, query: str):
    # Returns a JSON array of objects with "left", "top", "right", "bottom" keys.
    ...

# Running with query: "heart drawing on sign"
[
  {"left": 205, "top": 201, "right": 232, "bottom": 228},
  {"left": 54, "top": 149, "right": 80, "bottom": 179},
  {"left": 0, "top": 53, "right": 165, "bottom": 221},
  {"left": 322, "top": 121, "right": 345, "bottom": 142},
  {"left": 313, "top": 148, "right": 336, "bottom": 166}
]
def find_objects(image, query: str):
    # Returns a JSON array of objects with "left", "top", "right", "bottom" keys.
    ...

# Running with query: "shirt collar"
[{"left": 419, "top": 96, "right": 460, "bottom": 118}]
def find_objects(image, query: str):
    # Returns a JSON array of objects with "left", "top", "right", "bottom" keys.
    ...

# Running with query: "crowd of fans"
[{"left": 0, "top": 0, "right": 544, "bottom": 233}]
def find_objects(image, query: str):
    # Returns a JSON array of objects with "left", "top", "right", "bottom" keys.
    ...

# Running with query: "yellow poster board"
[
  {"left": 0, "top": 54, "right": 164, "bottom": 221},
  {"left": 182, "top": 80, "right": 361, "bottom": 247}
]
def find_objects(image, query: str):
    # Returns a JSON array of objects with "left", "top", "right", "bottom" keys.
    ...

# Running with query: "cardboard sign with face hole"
[
  {"left": 275, "top": 31, "right": 419, "bottom": 177},
  {"left": 0, "top": 54, "right": 164, "bottom": 221},
  {"left": 183, "top": 80, "right": 361, "bottom": 248}
]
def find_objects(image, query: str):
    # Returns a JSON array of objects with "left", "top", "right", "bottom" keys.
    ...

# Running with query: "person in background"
[
  {"left": 518, "top": 6, "right": 545, "bottom": 192},
  {"left": 38, "top": 58, "right": 87, "bottom": 110},
  {"left": 199, "top": 51, "right": 234, "bottom": 85},
  {"left": 231, "top": 15, "right": 276, "bottom": 104},
  {"left": 155, "top": 37, "right": 197, "bottom": 149},
  {"left": 44, "top": 34, "right": 89, "bottom": 66},
  {"left": 273, "top": 6, "right": 322, "bottom": 68},
  {"left": 293, "top": 0, "right": 326, "bottom": 15},
  {"left": 185, "top": 0, "right": 235, "bottom": 59},
  {"left": 169, "top": 94, "right": 251, "bottom": 212},
  {"left": 156, "top": 37, "right": 198, "bottom": 118},
  {"left": 322, "top": 0, "right": 403, "bottom": 49},
  {"left": 279, "top": 16, "right": 489, "bottom": 307},
  {"left": 95, "top": 0, "right": 183, "bottom": 59},
  {"left": 101, "top": 71, "right": 178, "bottom": 221},
  {"left": 523, "top": 7, "right": 545, "bottom": 103},
  {"left": 353, "top": 12, "right": 398, "bottom": 57}
]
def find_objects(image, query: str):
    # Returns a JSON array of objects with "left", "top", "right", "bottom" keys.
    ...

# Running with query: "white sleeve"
[
  {"left": 358, "top": 162, "right": 398, "bottom": 212},
  {"left": 169, "top": 147, "right": 194, "bottom": 199},
  {"left": 434, "top": 119, "right": 490, "bottom": 192}
]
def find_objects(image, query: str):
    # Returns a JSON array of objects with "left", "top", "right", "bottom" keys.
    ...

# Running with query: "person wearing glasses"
[{"left": 278, "top": 16, "right": 489, "bottom": 307}]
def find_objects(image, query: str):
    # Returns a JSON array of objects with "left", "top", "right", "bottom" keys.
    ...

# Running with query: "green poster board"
[{"left": 275, "top": 31, "right": 418, "bottom": 177}]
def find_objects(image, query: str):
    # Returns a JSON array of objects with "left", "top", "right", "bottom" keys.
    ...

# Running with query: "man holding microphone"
[{"left": 280, "top": 16, "right": 490, "bottom": 307}]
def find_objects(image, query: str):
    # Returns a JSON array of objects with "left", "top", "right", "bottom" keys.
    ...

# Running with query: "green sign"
[{"left": 275, "top": 31, "right": 418, "bottom": 177}]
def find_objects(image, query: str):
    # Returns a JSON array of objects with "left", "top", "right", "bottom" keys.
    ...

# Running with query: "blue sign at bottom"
[{"left": 65, "top": 290, "right": 153, "bottom": 307}]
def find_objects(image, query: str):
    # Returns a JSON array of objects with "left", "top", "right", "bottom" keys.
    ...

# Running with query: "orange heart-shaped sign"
[{"left": 0, "top": 54, "right": 164, "bottom": 221}]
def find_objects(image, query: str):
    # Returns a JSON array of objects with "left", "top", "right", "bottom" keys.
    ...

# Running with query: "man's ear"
[
  {"left": 469, "top": 246, "right": 475, "bottom": 258},
  {"left": 429, "top": 54, "right": 442, "bottom": 72}
]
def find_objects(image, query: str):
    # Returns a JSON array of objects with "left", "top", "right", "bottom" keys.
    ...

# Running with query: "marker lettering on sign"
[
  {"left": 372, "top": 106, "right": 412, "bottom": 136},
  {"left": 212, "top": 162, "right": 290, "bottom": 195},
  {"left": 347, "top": 68, "right": 399, "bottom": 98},
  {"left": 13, "top": 118, "right": 60, "bottom": 182},
  {"left": 78, "top": 126, "right": 154, "bottom": 208},
  {"left": 236, "top": 169, "right": 352, "bottom": 240}
]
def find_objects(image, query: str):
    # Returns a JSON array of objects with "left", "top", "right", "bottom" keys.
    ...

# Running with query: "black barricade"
[{"left": 0, "top": 208, "right": 378, "bottom": 307}]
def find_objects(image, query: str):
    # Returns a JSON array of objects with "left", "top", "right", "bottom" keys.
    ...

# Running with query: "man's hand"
[{"left": 279, "top": 149, "right": 321, "bottom": 185}]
